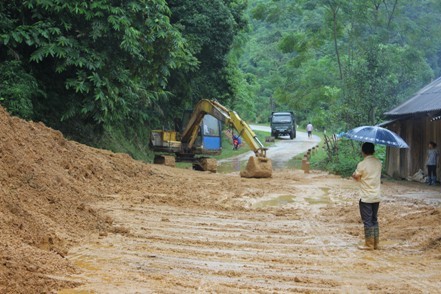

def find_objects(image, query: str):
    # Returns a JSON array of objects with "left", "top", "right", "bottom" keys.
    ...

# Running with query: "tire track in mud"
[
  {"left": 59, "top": 177, "right": 441, "bottom": 293},
  {"left": 59, "top": 200, "right": 363, "bottom": 293}
]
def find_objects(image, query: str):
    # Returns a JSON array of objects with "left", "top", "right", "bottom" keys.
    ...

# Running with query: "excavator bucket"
[{"left": 240, "top": 156, "right": 272, "bottom": 178}]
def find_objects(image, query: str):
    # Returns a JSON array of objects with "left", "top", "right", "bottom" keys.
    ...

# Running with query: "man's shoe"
[
  {"left": 358, "top": 227, "right": 375, "bottom": 250},
  {"left": 358, "top": 237, "right": 375, "bottom": 250},
  {"left": 373, "top": 227, "right": 380, "bottom": 250}
]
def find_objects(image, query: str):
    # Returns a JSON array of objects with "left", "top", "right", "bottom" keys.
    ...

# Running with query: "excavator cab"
[
  {"left": 181, "top": 111, "right": 222, "bottom": 154},
  {"left": 200, "top": 114, "right": 222, "bottom": 152},
  {"left": 186, "top": 114, "right": 222, "bottom": 172}
]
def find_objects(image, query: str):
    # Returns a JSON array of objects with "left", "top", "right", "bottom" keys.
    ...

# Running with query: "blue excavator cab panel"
[{"left": 201, "top": 114, "right": 222, "bottom": 151}]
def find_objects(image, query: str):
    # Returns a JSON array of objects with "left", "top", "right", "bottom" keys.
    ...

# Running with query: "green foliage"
[
  {"left": 239, "top": 0, "right": 441, "bottom": 133},
  {"left": 250, "top": 3, "right": 267, "bottom": 20},
  {"left": 1, "top": 0, "right": 194, "bottom": 128},
  {"left": 96, "top": 124, "right": 153, "bottom": 162},
  {"left": 0, "top": 0, "right": 248, "bottom": 159},
  {"left": 165, "top": 0, "right": 248, "bottom": 119},
  {"left": 0, "top": 61, "right": 39, "bottom": 119},
  {"left": 312, "top": 138, "right": 387, "bottom": 177},
  {"left": 4, "top": 0, "right": 441, "bottom": 169},
  {"left": 341, "top": 43, "right": 433, "bottom": 126},
  {"left": 312, "top": 139, "right": 360, "bottom": 177}
]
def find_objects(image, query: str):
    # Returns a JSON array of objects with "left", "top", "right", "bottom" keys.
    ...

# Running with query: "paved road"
[{"left": 218, "top": 125, "right": 321, "bottom": 171}]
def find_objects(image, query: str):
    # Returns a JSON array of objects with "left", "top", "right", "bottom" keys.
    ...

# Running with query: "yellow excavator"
[{"left": 149, "top": 99, "right": 272, "bottom": 178}]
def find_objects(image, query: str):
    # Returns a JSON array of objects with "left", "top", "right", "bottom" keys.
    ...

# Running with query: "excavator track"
[
  {"left": 193, "top": 158, "right": 217, "bottom": 172},
  {"left": 153, "top": 155, "right": 176, "bottom": 167}
]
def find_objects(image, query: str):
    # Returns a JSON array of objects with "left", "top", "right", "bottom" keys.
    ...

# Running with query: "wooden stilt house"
[{"left": 384, "top": 77, "right": 441, "bottom": 180}]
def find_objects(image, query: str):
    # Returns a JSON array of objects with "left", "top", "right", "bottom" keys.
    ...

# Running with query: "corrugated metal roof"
[{"left": 384, "top": 76, "right": 441, "bottom": 117}]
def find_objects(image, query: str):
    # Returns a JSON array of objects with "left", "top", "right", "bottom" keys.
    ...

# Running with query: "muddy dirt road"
[
  {"left": 219, "top": 125, "right": 320, "bottom": 170},
  {"left": 59, "top": 169, "right": 441, "bottom": 293},
  {"left": 1, "top": 106, "right": 440, "bottom": 293}
]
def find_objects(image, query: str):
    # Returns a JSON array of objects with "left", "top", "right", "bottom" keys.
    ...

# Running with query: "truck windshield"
[{"left": 272, "top": 115, "right": 292, "bottom": 123}]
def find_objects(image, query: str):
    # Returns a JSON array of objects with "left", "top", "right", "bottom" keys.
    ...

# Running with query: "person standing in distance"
[
  {"left": 352, "top": 142, "right": 382, "bottom": 250},
  {"left": 426, "top": 141, "right": 438, "bottom": 185},
  {"left": 306, "top": 122, "right": 313, "bottom": 138}
]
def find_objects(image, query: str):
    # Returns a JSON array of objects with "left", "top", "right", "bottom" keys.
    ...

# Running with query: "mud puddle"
[
  {"left": 57, "top": 171, "right": 441, "bottom": 293},
  {"left": 252, "top": 195, "right": 296, "bottom": 208},
  {"left": 251, "top": 187, "right": 331, "bottom": 210},
  {"left": 217, "top": 158, "right": 247, "bottom": 173}
]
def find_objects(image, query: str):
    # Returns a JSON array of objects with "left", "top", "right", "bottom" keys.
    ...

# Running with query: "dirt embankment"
[
  {"left": 0, "top": 106, "right": 440, "bottom": 293},
  {"left": 0, "top": 106, "right": 154, "bottom": 293},
  {"left": 0, "top": 105, "right": 282, "bottom": 293}
]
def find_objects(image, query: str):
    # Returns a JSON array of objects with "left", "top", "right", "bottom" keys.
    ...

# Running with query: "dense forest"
[
  {"left": 238, "top": 0, "right": 441, "bottom": 130},
  {"left": 1, "top": 0, "right": 441, "bottom": 159}
]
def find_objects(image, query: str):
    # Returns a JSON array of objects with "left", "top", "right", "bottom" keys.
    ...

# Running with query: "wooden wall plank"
[{"left": 386, "top": 116, "right": 441, "bottom": 181}]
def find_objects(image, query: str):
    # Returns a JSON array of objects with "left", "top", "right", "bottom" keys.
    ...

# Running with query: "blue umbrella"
[{"left": 343, "top": 126, "right": 409, "bottom": 148}]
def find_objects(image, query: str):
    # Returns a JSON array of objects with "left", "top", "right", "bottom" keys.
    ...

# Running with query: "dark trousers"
[
  {"left": 427, "top": 165, "right": 437, "bottom": 178},
  {"left": 359, "top": 200, "right": 379, "bottom": 228}
]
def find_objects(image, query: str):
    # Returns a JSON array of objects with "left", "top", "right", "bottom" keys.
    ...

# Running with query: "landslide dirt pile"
[
  {"left": 0, "top": 105, "right": 260, "bottom": 293},
  {"left": 0, "top": 106, "right": 155, "bottom": 293}
]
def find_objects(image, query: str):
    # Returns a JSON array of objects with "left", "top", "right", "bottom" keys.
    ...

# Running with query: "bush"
[
  {"left": 0, "top": 61, "right": 39, "bottom": 119},
  {"left": 312, "top": 138, "right": 387, "bottom": 177}
]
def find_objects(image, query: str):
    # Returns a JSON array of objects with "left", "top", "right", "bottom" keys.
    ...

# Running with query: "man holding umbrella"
[
  {"left": 345, "top": 125, "right": 409, "bottom": 250},
  {"left": 352, "top": 142, "right": 382, "bottom": 250}
]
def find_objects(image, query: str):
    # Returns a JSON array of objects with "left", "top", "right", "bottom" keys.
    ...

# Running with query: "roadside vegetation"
[
  {"left": 311, "top": 139, "right": 386, "bottom": 177},
  {"left": 1, "top": 1, "right": 441, "bottom": 173},
  {"left": 238, "top": 0, "right": 440, "bottom": 132},
  {"left": 287, "top": 129, "right": 387, "bottom": 177},
  {"left": 0, "top": 0, "right": 247, "bottom": 161}
]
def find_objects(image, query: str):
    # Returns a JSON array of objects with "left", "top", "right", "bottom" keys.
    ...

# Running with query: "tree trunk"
[{"left": 331, "top": 6, "right": 343, "bottom": 80}]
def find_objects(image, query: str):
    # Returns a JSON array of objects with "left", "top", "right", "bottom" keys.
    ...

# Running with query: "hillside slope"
[{"left": 0, "top": 106, "right": 155, "bottom": 292}]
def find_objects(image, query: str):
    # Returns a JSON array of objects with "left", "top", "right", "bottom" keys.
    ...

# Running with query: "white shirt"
[{"left": 354, "top": 155, "right": 382, "bottom": 203}]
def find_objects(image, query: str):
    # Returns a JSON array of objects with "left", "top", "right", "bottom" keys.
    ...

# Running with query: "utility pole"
[{"left": 269, "top": 96, "right": 275, "bottom": 112}]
